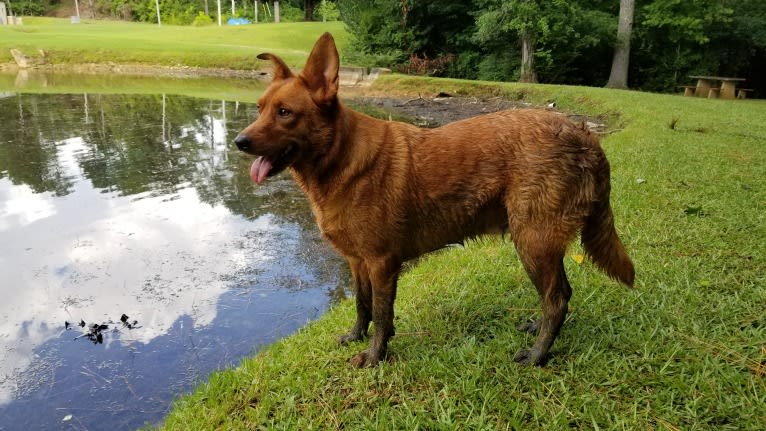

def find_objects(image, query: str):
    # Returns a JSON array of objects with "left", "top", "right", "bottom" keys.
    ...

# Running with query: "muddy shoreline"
[{"left": 0, "top": 61, "right": 273, "bottom": 79}]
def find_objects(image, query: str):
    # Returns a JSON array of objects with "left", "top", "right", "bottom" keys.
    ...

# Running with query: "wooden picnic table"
[{"left": 688, "top": 75, "right": 746, "bottom": 99}]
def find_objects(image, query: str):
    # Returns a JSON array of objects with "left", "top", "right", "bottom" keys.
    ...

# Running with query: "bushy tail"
[{"left": 581, "top": 159, "right": 635, "bottom": 287}]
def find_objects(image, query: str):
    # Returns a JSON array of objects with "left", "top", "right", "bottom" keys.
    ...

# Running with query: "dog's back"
[{"left": 320, "top": 109, "right": 612, "bottom": 263}]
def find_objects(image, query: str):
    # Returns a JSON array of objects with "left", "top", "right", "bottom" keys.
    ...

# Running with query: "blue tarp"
[{"left": 227, "top": 17, "right": 251, "bottom": 25}]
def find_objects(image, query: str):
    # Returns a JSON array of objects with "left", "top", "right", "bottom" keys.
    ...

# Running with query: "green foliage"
[
  {"left": 473, "top": 1, "right": 614, "bottom": 83},
  {"left": 474, "top": 0, "right": 544, "bottom": 40},
  {"left": 341, "top": 0, "right": 765, "bottom": 95},
  {"left": 642, "top": 0, "right": 730, "bottom": 44},
  {"left": 279, "top": 3, "right": 306, "bottom": 22},
  {"left": 191, "top": 11, "right": 213, "bottom": 27},
  {"left": 132, "top": 0, "right": 199, "bottom": 25},
  {"left": 315, "top": 0, "right": 340, "bottom": 22},
  {"left": 5, "top": 0, "right": 51, "bottom": 16},
  {"left": 338, "top": 0, "right": 414, "bottom": 66},
  {"left": 632, "top": 0, "right": 734, "bottom": 91}
]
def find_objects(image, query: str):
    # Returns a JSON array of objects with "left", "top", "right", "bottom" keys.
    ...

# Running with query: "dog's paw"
[
  {"left": 516, "top": 318, "right": 541, "bottom": 335},
  {"left": 349, "top": 350, "right": 381, "bottom": 368},
  {"left": 513, "top": 348, "right": 547, "bottom": 366}
]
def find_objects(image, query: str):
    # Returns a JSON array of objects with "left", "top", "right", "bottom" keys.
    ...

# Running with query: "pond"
[{"left": 0, "top": 83, "right": 350, "bottom": 429}]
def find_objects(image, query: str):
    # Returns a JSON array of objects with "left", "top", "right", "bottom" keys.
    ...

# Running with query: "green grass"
[
  {"left": 0, "top": 17, "right": 347, "bottom": 69},
  {"left": 155, "top": 77, "right": 766, "bottom": 430}
]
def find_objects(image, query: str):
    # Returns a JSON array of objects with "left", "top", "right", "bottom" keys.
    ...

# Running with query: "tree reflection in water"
[{"left": 0, "top": 93, "right": 349, "bottom": 430}]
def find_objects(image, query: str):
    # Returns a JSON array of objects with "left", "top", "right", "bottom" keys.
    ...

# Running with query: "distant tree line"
[
  {"left": 338, "top": 0, "right": 766, "bottom": 95},
  {"left": 6, "top": 1, "right": 335, "bottom": 24}
]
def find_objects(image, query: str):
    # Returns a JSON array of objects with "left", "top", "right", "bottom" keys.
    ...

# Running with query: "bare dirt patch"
[{"left": 348, "top": 94, "right": 609, "bottom": 133}]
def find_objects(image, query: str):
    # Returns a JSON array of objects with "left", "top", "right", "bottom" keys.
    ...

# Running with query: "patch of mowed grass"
[
  {"left": 154, "top": 78, "right": 765, "bottom": 430},
  {"left": 0, "top": 17, "right": 347, "bottom": 69}
]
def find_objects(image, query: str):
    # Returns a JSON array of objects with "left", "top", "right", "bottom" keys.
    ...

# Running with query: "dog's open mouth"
[{"left": 250, "top": 143, "right": 299, "bottom": 184}]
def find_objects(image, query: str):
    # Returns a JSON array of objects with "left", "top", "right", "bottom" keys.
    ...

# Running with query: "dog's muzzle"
[{"left": 234, "top": 134, "right": 251, "bottom": 151}]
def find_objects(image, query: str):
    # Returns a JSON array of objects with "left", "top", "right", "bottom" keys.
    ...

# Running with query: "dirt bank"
[{"left": 348, "top": 94, "right": 608, "bottom": 132}]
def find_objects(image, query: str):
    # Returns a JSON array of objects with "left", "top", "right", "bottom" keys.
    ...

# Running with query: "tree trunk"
[
  {"left": 304, "top": 0, "right": 315, "bottom": 21},
  {"left": 519, "top": 31, "right": 538, "bottom": 83},
  {"left": 274, "top": 1, "right": 280, "bottom": 23},
  {"left": 606, "top": 0, "right": 635, "bottom": 88}
]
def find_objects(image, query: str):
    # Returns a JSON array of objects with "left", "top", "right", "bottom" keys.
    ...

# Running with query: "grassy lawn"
[
  {"left": 0, "top": 17, "right": 347, "bottom": 69},
  {"left": 154, "top": 77, "right": 766, "bottom": 429}
]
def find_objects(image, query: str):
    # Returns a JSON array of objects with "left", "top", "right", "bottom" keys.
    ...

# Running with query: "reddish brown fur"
[{"left": 235, "top": 33, "right": 634, "bottom": 367}]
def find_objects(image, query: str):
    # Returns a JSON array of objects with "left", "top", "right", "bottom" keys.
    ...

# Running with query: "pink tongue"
[{"left": 250, "top": 157, "right": 273, "bottom": 184}]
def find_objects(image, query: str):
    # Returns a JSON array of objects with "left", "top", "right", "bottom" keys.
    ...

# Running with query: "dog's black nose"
[{"left": 234, "top": 134, "right": 251, "bottom": 151}]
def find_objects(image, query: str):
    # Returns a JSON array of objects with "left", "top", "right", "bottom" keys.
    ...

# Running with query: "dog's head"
[{"left": 234, "top": 32, "right": 340, "bottom": 184}]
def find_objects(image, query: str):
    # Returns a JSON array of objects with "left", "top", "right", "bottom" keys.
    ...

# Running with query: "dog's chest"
[
  {"left": 315, "top": 213, "right": 362, "bottom": 258},
  {"left": 312, "top": 202, "right": 387, "bottom": 259}
]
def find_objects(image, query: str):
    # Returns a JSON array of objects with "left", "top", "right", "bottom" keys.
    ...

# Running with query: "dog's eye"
[{"left": 278, "top": 108, "right": 291, "bottom": 118}]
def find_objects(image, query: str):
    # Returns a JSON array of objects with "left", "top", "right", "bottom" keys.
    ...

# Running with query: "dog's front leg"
[
  {"left": 349, "top": 256, "right": 400, "bottom": 368},
  {"left": 340, "top": 258, "right": 371, "bottom": 344}
]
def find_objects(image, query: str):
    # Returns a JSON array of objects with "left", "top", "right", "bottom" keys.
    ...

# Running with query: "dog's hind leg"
[
  {"left": 511, "top": 230, "right": 572, "bottom": 366},
  {"left": 516, "top": 263, "right": 572, "bottom": 336},
  {"left": 340, "top": 258, "right": 372, "bottom": 344},
  {"left": 349, "top": 256, "right": 400, "bottom": 368}
]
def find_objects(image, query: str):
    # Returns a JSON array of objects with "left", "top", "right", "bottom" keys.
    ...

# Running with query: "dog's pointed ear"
[
  {"left": 257, "top": 53, "right": 294, "bottom": 81},
  {"left": 300, "top": 32, "right": 339, "bottom": 105}
]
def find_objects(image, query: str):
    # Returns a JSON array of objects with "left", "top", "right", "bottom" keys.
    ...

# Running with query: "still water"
[{"left": 0, "top": 91, "right": 348, "bottom": 429}]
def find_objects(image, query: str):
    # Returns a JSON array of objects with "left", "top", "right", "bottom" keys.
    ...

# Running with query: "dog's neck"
[{"left": 291, "top": 101, "right": 391, "bottom": 201}]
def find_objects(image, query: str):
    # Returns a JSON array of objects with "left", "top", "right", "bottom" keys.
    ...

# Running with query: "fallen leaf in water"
[{"left": 71, "top": 314, "right": 141, "bottom": 344}]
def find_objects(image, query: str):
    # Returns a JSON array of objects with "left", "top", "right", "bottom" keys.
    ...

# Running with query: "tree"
[
  {"left": 475, "top": 0, "right": 543, "bottom": 83},
  {"left": 633, "top": 0, "right": 733, "bottom": 90},
  {"left": 476, "top": 0, "right": 596, "bottom": 83},
  {"left": 304, "top": 0, "right": 314, "bottom": 20},
  {"left": 274, "top": 0, "right": 280, "bottom": 22},
  {"left": 605, "top": 0, "right": 634, "bottom": 88},
  {"left": 316, "top": 0, "right": 339, "bottom": 22}
]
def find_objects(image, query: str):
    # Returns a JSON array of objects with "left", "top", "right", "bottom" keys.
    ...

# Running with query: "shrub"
[
  {"left": 191, "top": 11, "right": 213, "bottom": 26},
  {"left": 315, "top": 0, "right": 340, "bottom": 22}
]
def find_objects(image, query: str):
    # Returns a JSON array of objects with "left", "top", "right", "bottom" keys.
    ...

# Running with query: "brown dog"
[{"left": 234, "top": 33, "right": 634, "bottom": 367}]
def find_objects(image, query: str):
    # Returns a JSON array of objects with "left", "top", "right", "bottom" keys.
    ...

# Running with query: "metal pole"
[
  {"left": 217, "top": 0, "right": 221, "bottom": 26},
  {"left": 155, "top": 0, "right": 161, "bottom": 26}
]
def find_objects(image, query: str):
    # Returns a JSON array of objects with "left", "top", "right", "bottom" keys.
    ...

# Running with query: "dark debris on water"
[{"left": 65, "top": 314, "right": 141, "bottom": 344}]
